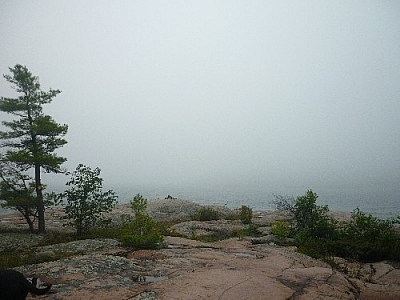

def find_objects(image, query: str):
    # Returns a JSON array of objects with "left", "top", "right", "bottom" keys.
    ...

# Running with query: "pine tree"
[{"left": 0, "top": 64, "right": 68, "bottom": 233}]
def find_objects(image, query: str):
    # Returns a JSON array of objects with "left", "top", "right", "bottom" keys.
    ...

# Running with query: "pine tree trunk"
[
  {"left": 18, "top": 207, "right": 35, "bottom": 233},
  {"left": 26, "top": 214, "right": 35, "bottom": 233},
  {"left": 35, "top": 163, "right": 46, "bottom": 233}
]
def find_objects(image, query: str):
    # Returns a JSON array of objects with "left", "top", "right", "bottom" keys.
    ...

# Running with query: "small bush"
[
  {"left": 242, "top": 223, "right": 259, "bottom": 236},
  {"left": 192, "top": 207, "right": 220, "bottom": 221},
  {"left": 335, "top": 209, "right": 400, "bottom": 262},
  {"left": 239, "top": 205, "right": 253, "bottom": 224},
  {"left": 120, "top": 194, "right": 164, "bottom": 250},
  {"left": 121, "top": 233, "right": 163, "bottom": 249},
  {"left": 271, "top": 220, "right": 291, "bottom": 238},
  {"left": 131, "top": 193, "right": 147, "bottom": 216},
  {"left": 294, "top": 190, "right": 337, "bottom": 240}
]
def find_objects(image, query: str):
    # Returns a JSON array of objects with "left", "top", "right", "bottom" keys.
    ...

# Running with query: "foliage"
[
  {"left": 130, "top": 193, "right": 147, "bottom": 217},
  {"left": 333, "top": 209, "right": 400, "bottom": 261},
  {"left": 57, "top": 164, "right": 118, "bottom": 237},
  {"left": 0, "top": 161, "right": 38, "bottom": 232},
  {"left": 121, "top": 230, "right": 163, "bottom": 250},
  {"left": 192, "top": 207, "right": 220, "bottom": 221},
  {"left": 271, "top": 194, "right": 296, "bottom": 215},
  {"left": 239, "top": 205, "right": 253, "bottom": 224},
  {"left": 292, "top": 190, "right": 400, "bottom": 262},
  {"left": 121, "top": 194, "right": 163, "bottom": 249},
  {"left": 271, "top": 220, "right": 292, "bottom": 238},
  {"left": 0, "top": 64, "right": 68, "bottom": 233},
  {"left": 293, "top": 190, "right": 338, "bottom": 258},
  {"left": 293, "top": 190, "right": 337, "bottom": 240}
]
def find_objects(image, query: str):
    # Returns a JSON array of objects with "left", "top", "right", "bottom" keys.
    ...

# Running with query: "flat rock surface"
[{"left": 14, "top": 237, "right": 359, "bottom": 300}]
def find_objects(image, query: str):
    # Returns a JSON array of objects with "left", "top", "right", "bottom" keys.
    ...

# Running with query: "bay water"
[
  {"left": 110, "top": 183, "right": 399, "bottom": 220},
  {"left": 1, "top": 183, "right": 399, "bottom": 220}
]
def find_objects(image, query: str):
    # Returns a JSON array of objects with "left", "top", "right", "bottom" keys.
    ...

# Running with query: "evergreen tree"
[{"left": 0, "top": 64, "right": 68, "bottom": 233}]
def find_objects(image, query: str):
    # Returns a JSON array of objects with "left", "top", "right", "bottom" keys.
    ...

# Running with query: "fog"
[{"left": 1, "top": 1, "right": 399, "bottom": 197}]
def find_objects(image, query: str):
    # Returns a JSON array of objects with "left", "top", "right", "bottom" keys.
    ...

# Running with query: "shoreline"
[
  {"left": 0, "top": 199, "right": 400, "bottom": 300},
  {"left": 1, "top": 198, "right": 399, "bottom": 299}
]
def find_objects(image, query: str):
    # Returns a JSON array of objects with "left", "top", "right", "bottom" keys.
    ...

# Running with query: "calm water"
[
  {"left": 1, "top": 184, "right": 399, "bottom": 220},
  {"left": 109, "top": 183, "right": 399, "bottom": 220}
]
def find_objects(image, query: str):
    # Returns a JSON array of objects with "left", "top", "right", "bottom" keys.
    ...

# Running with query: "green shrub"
[
  {"left": 192, "top": 207, "right": 220, "bottom": 221},
  {"left": 242, "top": 223, "right": 259, "bottom": 236},
  {"left": 57, "top": 164, "right": 118, "bottom": 237},
  {"left": 293, "top": 190, "right": 340, "bottom": 259},
  {"left": 271, "top": 220, "right": 292, "bottom": 238},
  {"left": 131, "top": 193, "right": 147, "bottom": 216},
  {"left": 121, "top": 232, "right": 163, "bottom": 249},
  {"left": 293, "top": 190, "right": 337, "bottom": 240},
  {"left": 292, "top": 190, "right": 400, "bottom": 263},
  {"left": 239, "top": 205, "right": 253, "bottom": 224},
  {"left": 335, "top": 209, "right": 400, "bottom": 262},
  {"left": 121, "top": 194, "right": 163, "bottom": 249}
]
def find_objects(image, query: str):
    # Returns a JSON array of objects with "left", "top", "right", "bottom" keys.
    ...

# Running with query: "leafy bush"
[
  {"left": 121, "top": 194, "right": 163, "bottom": 249},
  {"left": 239, "top": 205, "right": 253, "bottom": 224},
  {"left": 294, "top": 190, "right": 337, "bottom": 239},
  {"left": 334, "top": 209, "right": 400, "bottom": 261},
  {"left": 57, "top": 164, "right": 118, "bottom": 237},
  {"left": 292, "top": 190, "right": 400, "bottom": 262},
  {"left": 192, "top": 207, "right": 220, "bottom": 221},
  {"left": 271, "top": 220, "right": 292, "bottom": 238},
  {"left": 293, "top": 190, "right": 340, "bottom": 258},
  {"left": 121, "top": 231, "right": 163, "bottom": 249}
]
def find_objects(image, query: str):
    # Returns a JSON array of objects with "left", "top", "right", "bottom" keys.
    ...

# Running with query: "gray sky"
[{"left": 1, "top": 1, "right": 399, "bottom": 192}]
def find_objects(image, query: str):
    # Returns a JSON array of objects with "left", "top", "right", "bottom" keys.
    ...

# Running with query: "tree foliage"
[
  {"left": 290, "top": 190, "right": 400, "bottom": 262},
  {"left": 239, "top": 205, "right": 253, "bottom": 224},
  {"left": 130, "top": 193, "right": 147, "bottom": 217},
  {"left": 0, "top": 161, "right": 37, "bottom": 232},
  {"left": 121, "top": 194, "right": 163, "bottom": 249},
  {"left": 334, "top": 209, "right": 400, "bottom": 261},
  {"left": 58, "top": 164, "right": 118, "bottom": 237},
  {"left": 294, "top": 190, "right": 337, "bottom": 240},
  {"left": 271, "top": 194, "right": 296, "bottom": 215},
  {"left": 0, "top": 64, "right": 68, "bottom": 232}
]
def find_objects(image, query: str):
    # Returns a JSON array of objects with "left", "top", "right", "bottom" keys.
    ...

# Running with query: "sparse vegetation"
[
  {"left": 271, "top": 194, "right": 296, "bottom": 215},
  {"left": 0, "top": 249, "right": 76, "bottom": 269},
  {"left": 2, "top": 188, "right": 399, "bottom": 272},
  {"left": 239, "top": 205, "right": 253, "bottom": 224},
  {"left": 192, "top": 207, "right": 220, "bottom": 221}
]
